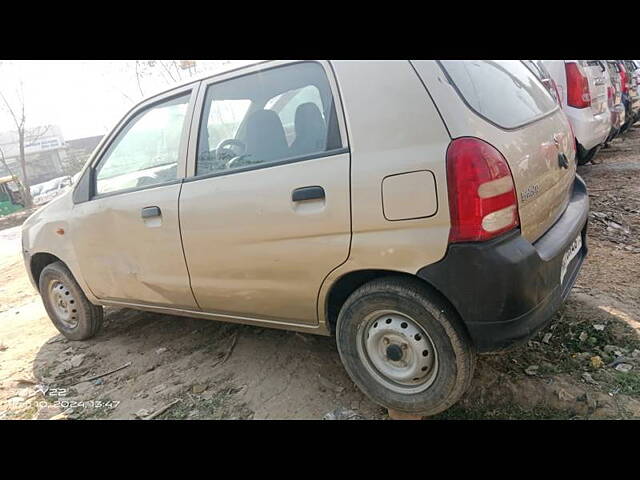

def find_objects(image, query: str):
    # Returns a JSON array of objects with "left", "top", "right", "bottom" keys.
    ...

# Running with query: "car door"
[
  {"left": 179, "top": 61, "right": 351, "bottom": 325},
  {"left": 69, "top": 84, "right": 199, "bottom": 309}
]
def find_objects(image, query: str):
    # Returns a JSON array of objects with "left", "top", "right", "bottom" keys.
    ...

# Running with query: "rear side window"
[
  {"left": 196, "top": 62, "right": 342, "bottom": 177},
  {"left": 439, "top": 60, "right": 558, "bottom": 129}
]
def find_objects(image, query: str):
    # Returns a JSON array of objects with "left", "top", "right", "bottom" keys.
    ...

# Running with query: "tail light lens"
[
  {"left": 565, "top": 62, "right": 591, "bottom": 108},
  {"left": 446, "top": 138, "right": 520, "bottom": 243},
  {"left": 620, "top": 65, "right": 629, "bottom": 94}
]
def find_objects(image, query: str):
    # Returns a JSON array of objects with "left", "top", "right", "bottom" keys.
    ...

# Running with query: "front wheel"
[
  {"left": 336, "top": 276, "right": 476, "bottom": 417},
  {"left": 39, "top": 261, "right": 103, "bottom": 341}
]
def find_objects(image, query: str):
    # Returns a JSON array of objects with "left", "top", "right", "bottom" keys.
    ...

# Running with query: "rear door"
[
  {"left": 416, "top": 60, "right": 577, "bottom": 242},
  {"left": 179, "top": 61, "right": 351, "bottom": 325}
]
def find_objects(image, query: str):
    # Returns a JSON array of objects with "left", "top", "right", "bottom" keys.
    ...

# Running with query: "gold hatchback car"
[{"left": 21, "top": 60, "right": 589, "bottom": 416}]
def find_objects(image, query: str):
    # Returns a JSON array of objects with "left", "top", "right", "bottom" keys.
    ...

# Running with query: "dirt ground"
[{"left": 1, "top": 129, "right": 640, "bottom": 420}]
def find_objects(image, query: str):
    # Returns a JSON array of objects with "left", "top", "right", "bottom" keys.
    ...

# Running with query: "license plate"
[{"left": 561, "top": 234, "right": 582, "bottom": 284}]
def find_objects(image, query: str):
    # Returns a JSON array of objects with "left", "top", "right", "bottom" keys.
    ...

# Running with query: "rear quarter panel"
[
  {"left": 412, "top": 60, "right": 576, "bottom": 243},
  {"left": 318, "top": 60, "right": 452, "bottom": 324}
]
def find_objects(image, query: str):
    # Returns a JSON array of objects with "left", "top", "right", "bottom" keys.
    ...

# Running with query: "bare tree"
[
  {"left": 0, "top": 82, "right": 50, "bottom": 207},
  {"left": 132, "top": 60, "right": 203, "bottom": 100},
  {"left": 135, "top": 60, "right": 145, "bottom": 97}
]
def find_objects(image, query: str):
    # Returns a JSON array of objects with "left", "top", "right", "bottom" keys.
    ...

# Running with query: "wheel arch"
[
  {"left": 324, "top": 268, "right": 465, "bottom": 336},
  {"left": 30, "top": 252, "right": 64, "bottom": 292}
]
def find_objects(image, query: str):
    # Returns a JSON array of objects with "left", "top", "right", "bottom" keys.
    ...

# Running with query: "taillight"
[
  {"left": 620, "top": 65, "right": 629, "bottom": 94},
  {"left": 565, "top": 62, "right": 591, "bottom": 108},
  {"left": 446, "top": 137, "right": 520, "bottom": 243}
]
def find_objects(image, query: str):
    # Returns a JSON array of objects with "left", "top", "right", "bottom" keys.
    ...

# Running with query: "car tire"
[
  {"left": 577, "top": 146, "right": 597, "bottom": 166},
  {"left": 336, "top": 276, "right": 476, "bottom": 417},
  {"left": 39, "top": 261, "right": 103, "bottom": 341}
]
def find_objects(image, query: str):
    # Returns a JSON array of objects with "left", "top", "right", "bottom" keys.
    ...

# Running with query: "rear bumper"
[
  {"left": 609, "top": 104, "right": 625, "bottom": 135},
  {"left": 567, "top": 108, "right": 610, "bottom": 151},
  {"left": 417, "top": 176, "right": 589, "bottom": 353}
]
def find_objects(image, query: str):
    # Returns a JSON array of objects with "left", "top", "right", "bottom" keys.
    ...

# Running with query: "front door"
[
  {"left": 179, "top": 61, "right": 351, "bottom": 325},
  {"left": 70, "top": 88, "right": 198, "bottom": 309}
]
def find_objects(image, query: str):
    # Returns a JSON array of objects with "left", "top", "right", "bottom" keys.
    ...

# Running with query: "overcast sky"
[{"left": 0, "top": 60, "right": 251, "bottom": 141}]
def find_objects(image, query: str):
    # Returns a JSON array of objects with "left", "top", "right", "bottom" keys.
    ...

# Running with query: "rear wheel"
[
  {"left": 577, "top": 146, "right": 598, "bottom": 166},
  {"left": 39, "top": 261, "right": 103, "bottom": 341},
  {"left": 336, "top": 276, "right": 476, "bottom": 416}
]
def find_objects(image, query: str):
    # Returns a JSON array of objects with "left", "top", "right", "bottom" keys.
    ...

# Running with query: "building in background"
[
  {"left": 0, "top": 126, "right": 103, "bottom": 186},
  {"left": 64, "top": 135, "right": 103, "bottom": 176},
  {"left": 0, "top": 125, "right": 67, "bottom": 185}
]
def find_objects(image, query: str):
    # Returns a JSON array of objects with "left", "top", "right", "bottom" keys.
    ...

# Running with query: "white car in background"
[
  {"left": 30, "top": 175, "right": 73, "bottom": 206},
  {"left": 542, "top": 60, "right": 611, "bottom": 165}
]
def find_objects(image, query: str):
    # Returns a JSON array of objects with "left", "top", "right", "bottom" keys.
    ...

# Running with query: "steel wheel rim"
[
  {"left": 356, "top": 310, "right": 438, "bottom": 394},
  {"left": 48, "top": 280, "right": 78, "bottom": 329}
]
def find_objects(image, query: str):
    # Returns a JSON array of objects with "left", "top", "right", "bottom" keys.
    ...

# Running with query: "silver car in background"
[
  {"left": 542, "top": 60, "right": 611, "bottom": 165},
  {"left": 29, "top": 175, "right": 73, "bottom": 206},
  {"left": 603, "top": 60, "right": 625, "bottom": 144}
]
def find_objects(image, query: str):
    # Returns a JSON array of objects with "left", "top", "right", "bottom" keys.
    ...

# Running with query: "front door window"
[{"left": 95, "top": 94, "right": 190, "bottom": 195}]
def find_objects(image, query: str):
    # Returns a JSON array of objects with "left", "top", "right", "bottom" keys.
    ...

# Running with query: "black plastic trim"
[
  {"left": 141, "top": 206, "right": 161, "bottom": 218},
  {"left": 292, "top": 186, "right": 325, "bottom": 202},
  {"left": 417, "top": 176, "right": 589, "bottom": 353},
  {"left": 72, "top": 166, "right": 92, "bottom": 204}
]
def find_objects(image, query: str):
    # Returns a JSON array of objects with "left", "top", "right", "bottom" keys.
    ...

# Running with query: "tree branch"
[
  {"left": 0, "top": 90, "right": 21, "bottom": 131},
  {"left": 135, "top": 60, "right": 145, "bottom": 97},
  {"left": 171, "top": 60, "right": 183, "bottom": 81},
  {"left": 25, "top": 124, "right": 51, "bottom": 144},
  {"left": 158, "top": 60, "right": 176, "bottom": 83}
]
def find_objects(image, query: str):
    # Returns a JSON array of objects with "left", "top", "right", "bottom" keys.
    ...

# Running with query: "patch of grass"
[
  {"left": 41, "top": 364, "right": 55, "bottom": 379},
  {"left": 610, "top": 371, "right": 640, "bottom": 396},
  {"left": 550, "top": 318, "right": 619, "bottom": 356},
  {"left": 430, "top": 403, "right": 579, "bottom": 420},
  {"left": 160, "top": 386, "right": 253, "bottom": 420},
  {"left": 14, "top": 402, "right": 39, "bottom": 420}
]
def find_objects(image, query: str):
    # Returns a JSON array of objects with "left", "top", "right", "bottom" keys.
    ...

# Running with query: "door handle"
[
  {"left": 292, "top": 186, "right": 325, "bottom": 202},
  {"left": 141, "top": 206, "right": 161, "bottom": 218}
]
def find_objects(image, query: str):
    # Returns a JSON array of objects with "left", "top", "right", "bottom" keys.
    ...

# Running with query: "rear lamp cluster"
[
  {"left": 446, "top": 137, "right": 520, "bottom": 243},
  {"left": 565, "top": 63, "right": 591, "bottom": 109}
]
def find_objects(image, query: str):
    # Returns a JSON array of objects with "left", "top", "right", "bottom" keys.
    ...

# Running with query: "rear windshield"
[{"left": 439, "top": 60, "right": 558, "bottom": 129}]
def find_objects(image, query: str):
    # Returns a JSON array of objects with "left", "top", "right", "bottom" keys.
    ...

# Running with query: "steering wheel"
[{"left": 215, "top": 139, "right": 247, "bottom": 165}]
